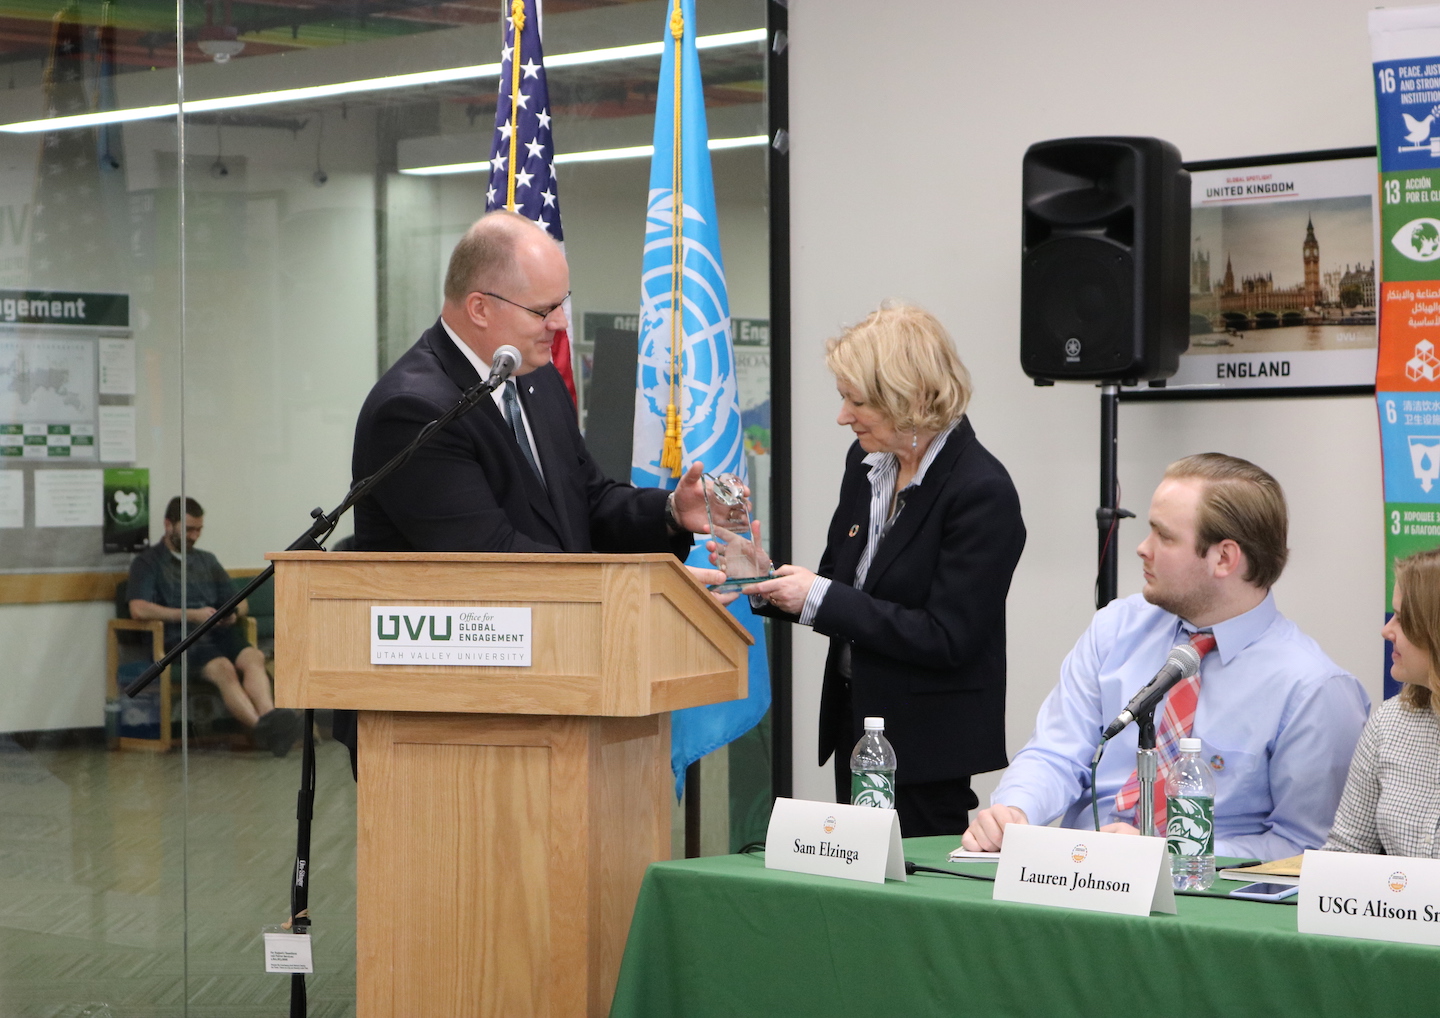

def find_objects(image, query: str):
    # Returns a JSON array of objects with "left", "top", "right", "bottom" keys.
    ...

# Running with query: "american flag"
[{"left": 487, "top": 0, "right": 576, "bottom": 403}]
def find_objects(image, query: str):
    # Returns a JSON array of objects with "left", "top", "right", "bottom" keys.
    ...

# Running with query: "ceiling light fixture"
[
  {"left": 399, "top": 134, "right": 768, "bottom": 176},
  {"left": 0, "top": 28, "right": 766, "bottom": 134}
]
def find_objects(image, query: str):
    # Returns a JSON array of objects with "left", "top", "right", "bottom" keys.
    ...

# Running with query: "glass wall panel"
[
  {"left": 0, "top": 0, "right": 186, "bottom": 1014},
  {"left": 0, "top": 0, "right": 768, "bottom": 1010}
]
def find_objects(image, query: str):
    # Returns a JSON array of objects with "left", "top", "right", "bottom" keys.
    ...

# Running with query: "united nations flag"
[{"left": 630, "top": 0, "right": 768, "bottom": 797}]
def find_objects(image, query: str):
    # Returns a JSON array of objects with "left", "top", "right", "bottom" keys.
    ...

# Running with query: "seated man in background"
[
  {"left": 963, "top": 453, "right": 1369, "bottom": 860},
  {"left": 128, "top": 496, "right": 301, "bottom": 757}
]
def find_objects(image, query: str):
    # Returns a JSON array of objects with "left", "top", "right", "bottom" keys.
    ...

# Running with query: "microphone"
[
  {"left": 487, "top": 345, "right": 521, "bottom": 386},
  {"left": 1100, "top": 632, "right": 1217, "bottom": 741}
]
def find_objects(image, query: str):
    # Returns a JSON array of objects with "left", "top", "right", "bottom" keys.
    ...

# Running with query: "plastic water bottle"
[
  {"left": 850, "top": 717, "right": 897, "bottom": 809},
  {"left": 1166, "top": 737, "right": 1216, "bottom": 890}
]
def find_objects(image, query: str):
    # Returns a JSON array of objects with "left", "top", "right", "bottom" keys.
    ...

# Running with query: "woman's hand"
[{"left": 743, "top": 564, "right": 818, "bottom": 615}]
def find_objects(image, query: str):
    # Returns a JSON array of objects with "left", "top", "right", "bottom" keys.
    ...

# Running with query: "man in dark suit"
[
  {"left": 352, "top": 210, "right": 712, "bottom": 555},
  {"left": 340, "top": 211, "right": 719, "bottom": 768}
]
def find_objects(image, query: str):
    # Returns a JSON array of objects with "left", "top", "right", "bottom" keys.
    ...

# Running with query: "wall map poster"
[
  {"left": 0, "top": 336, "right": 96, "bottom": 456},
  {"left": 1371, "top": 7, "right": 1440, "bottom": 698},
  {"left": 1171, "top": 154, "right": 1378, "bottom": 394}
]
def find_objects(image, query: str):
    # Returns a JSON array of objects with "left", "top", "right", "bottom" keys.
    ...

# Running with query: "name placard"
[
  {"left": 993, "top": 824, "right": 1176, "bottom": 916},
  {"left": 765, "top": 797, "right": 906, "bottom": 885},
  {"left": 1298, "top": 849, "right": 1440, "bottom": 946},
  {"left": 370, "top": 606, "right": 531, "bottom": 666}
]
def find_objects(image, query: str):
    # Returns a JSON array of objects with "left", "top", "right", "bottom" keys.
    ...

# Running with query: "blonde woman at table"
[
  {"left": 744, "top": 301, "right": 1026, "bottom": 837},
  {"left": 1324, "top": 547, "right": 1440, "bottom": 858}
]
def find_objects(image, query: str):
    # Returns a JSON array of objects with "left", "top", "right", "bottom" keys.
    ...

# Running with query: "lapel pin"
[
  {"left": 847, "top": 524, "right": 859, "bottom": 537},
  {"left": 528, "top": 385, "right": 535, "bottom": 394}
]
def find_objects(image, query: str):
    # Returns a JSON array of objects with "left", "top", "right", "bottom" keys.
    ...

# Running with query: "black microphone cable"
[{"left": 906, "top": 862, "right": 995, "bottom": 882}]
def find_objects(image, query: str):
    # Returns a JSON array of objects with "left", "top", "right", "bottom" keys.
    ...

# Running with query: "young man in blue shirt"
[{"left": 963, "top": 454, "right": 1369, "bottom": 860}]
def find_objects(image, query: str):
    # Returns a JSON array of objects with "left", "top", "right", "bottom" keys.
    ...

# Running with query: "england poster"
[{"left": 1170, "top": 154, "right": 1379, "bottom": 394}]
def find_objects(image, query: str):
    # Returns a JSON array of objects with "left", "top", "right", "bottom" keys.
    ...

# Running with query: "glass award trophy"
[{"left": 704, "top": 472, "right": 774, "bottom": 593}]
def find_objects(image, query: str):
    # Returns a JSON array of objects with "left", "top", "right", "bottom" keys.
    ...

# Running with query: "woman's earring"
[{"left": 912, "top": 428, "right": 918, "bottom": 450}]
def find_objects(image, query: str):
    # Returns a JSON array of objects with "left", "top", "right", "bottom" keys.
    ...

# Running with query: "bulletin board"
[{"left": 0, "top": 290, "right": 141, "bottom": 602}]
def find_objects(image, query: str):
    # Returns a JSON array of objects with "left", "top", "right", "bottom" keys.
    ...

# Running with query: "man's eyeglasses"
[{"left": 480, "top": 290, "right": 570, "bottom": 320}]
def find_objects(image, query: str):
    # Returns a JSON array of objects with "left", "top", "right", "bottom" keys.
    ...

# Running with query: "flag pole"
[
  {"left": 766, "top": 0, "right": 794, "bottom": 802},
  {"left": 661, "top": 0, "right": 686, "bottom": 477}
]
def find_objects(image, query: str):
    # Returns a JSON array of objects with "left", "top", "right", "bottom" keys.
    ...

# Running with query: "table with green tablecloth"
[{"left": 609, "top": 836, "right": 1439, "bottom": 1017}]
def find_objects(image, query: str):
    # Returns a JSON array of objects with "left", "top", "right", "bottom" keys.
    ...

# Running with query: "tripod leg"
[{"left": 289, "top": 707, "right": 316, "bottom": 1017}]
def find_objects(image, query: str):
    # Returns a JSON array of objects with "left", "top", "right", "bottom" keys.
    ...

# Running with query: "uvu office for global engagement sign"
[
  {"left": 0, "top": 290, "right": 129, "bottom": 328},
  {"left": 370, "top": 606, "right": 531, "bottom": 666}
]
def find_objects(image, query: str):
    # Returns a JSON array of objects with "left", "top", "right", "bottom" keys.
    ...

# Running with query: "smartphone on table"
[{"left": 1228, "top": 881, "right": 1299, "bottom": 902}]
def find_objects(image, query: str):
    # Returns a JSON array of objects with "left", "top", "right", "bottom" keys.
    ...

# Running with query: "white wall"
[{"left": 788, "top": 0, "right": 1387, "bottom": 805}]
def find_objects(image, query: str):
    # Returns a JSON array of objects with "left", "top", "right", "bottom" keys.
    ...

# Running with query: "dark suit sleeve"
[
  {"left": 366, "top": 388, "right": 560, "bottom": 553},
  {"left": 587, "top": 474, "right": 692, "bottom": 557},
  {"left": 536, "top": 380, "right": 692, "bottom": 557},
  {"left": 811, "top": 468, "right": 1025, "bottom": 679}
]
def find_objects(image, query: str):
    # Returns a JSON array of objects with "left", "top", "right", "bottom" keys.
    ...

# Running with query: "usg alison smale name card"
[
  {"left": 765, "top": 797, "right": 905, "bottom": 884},
  {"left": 1299, "top": 849, "right": 1440, "bottom": 946},
  {"left": 370, "top": 606, "right": 531, "bottom": 666},
  {"left": 993, "top": 824, "right": 1176, "bottom": 916}
]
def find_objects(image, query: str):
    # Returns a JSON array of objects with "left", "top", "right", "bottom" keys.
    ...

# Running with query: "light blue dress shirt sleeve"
[
  {"left": 992, "top": 601, "right": 1116, "bottom": 828},
  {"left": 1221, "top": 668, "right": 1369, "bottom": 860}
]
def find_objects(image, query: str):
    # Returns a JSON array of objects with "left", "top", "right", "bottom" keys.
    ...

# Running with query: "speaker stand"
[{"left": 1096, "top": 383, "right": 1135, "bottom": 608}]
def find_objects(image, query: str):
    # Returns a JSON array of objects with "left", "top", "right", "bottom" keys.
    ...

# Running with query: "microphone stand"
[
  {"left": 122, "top": 360, "right": 514, "bottom": 1018},
  {"left": 1135, "top": 707, "right": 1159, "bottom": 838}
]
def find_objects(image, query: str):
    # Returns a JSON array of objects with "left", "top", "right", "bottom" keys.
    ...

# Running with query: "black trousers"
[{"left": 831, "top": 754, "right": 977, "bottom": 838}]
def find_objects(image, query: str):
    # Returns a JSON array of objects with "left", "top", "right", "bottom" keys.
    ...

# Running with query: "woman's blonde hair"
[
  {"left": 1394, "top": 547, "right": 1440, "bottom": 710},
  {"left": 824, "top": 301, "right": 972, "bottom": 433}
]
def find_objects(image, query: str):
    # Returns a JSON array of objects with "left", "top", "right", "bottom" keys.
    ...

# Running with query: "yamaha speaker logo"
[{"left": 1064, "top": 337, "right": 1082, "bottom": 362}]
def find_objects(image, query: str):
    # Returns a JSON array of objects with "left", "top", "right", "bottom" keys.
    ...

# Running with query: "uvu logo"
[{"left": 376, "top": 613, "right": 452, "bottom": 641}]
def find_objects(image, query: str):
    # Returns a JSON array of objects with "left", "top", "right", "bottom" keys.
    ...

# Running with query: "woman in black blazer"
[{"left": 747, "top": 302, "right": 1025, "bottom": 836}]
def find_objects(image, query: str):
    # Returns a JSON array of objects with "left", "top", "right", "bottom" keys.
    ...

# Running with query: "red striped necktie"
[{"left": 1113, "top": 630, "right": 1217, "bottom": 830}]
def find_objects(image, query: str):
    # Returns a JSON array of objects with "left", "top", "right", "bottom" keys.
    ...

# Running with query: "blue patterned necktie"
[{"left": 502, "top": 380, "right": 544, "bottom": 487}]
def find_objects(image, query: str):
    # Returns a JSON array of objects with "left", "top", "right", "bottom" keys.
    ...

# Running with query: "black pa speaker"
[{"left": 1020, "top": 136, "right": 1190, "bottom": 384}]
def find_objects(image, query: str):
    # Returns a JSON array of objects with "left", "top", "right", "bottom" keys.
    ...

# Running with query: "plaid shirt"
[{"left": 1324, "top": 696, "right": 1440, "bottom": 858}]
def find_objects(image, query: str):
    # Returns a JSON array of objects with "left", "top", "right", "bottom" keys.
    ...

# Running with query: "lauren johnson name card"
[{"left": 993, "top": 824, "right": 1176, "bottom": 917}]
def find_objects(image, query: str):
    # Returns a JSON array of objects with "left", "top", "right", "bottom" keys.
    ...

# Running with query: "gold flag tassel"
[
  {"left": 505, "top": 0, "right": 526, "bottom": 211},
  {"left": 659, "top": 0, "right": 686, "bottom": 477}
]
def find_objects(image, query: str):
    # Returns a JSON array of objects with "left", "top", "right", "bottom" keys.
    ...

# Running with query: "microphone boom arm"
[{"left": 124, "top": 359, "right": 516, "bottom": 698}]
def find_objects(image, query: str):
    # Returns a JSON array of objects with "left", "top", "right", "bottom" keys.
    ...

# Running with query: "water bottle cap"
[
  {"left": 864, "top": 716, "right": 884, "bottom": 730},
  {"left": 1179, "top": 737, "right": 1202, "bottom": 754}
]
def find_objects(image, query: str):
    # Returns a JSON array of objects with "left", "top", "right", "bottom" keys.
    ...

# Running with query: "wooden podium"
[{"left": 269, "top": 551, "right": 752, "bottom": 1017}]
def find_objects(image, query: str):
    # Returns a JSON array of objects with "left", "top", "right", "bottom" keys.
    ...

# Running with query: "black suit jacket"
[
  {"left": 351, "top": 319, "right": 689, "bottom": 558},
  {"left": 337, "top": 320, "right": 690, "bottom": 768},
  {"left": 781, "top": 418, "right": 1025, "bottom": 785}
]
